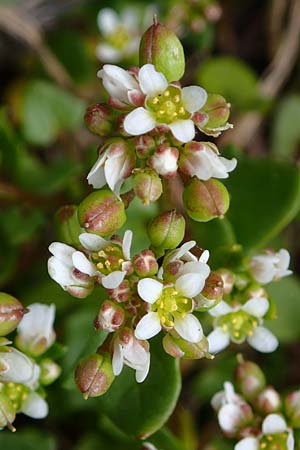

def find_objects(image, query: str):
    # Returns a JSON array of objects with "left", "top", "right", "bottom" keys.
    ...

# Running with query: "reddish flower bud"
[
  {"left": 196, "top": 272, "right": 223, "bottom": 310},
  {"left": 183, "top": 178, "right": 230, "bottom": 222},
  {"left": 254, "top": 387, "right": 281, "bottom": 414},
  {"left": 94, "top": 300, "right": 125, "bottom": 332},
  {"left": 107, "top": 279, "right": 131, "bottom": 303},
  {"left": 0, "top": 293, "right": 27, "bottom": 337},
  {"left": 147, "top": 210, "right": 185, "bottom": 251},
  {"left": 217, "top": 269, "right": 235, "bottom": 295},
  {"left": 284, "top": 390, "right": 300, "bottom": 427},
  {"left": 84, "top": 103, "right": 114, "bottom": 136},
  {"left": 134, "top": 135, "right": 155, "bottom": 159},
  {"left": 235, "top": 360, "right": 266, "bottom": 401},
  {"left": 75, "top": 353, "right": 114, "bottom": 399},
  {"left": 133, "top": 169, "right": 163, "bottom": 205},
  {"left": 78, "top": 189, "right": 126, "bottom": 237},
  {"left": 133, "top": 250, "right": 159, "bottom": 277}
]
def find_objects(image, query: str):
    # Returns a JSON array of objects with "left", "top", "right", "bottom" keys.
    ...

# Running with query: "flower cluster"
[
  {"left": 212, "top": 357, "right": 300, "bottom": 450},
  {"left": 206, "top": 248, "right": 292, "bottom": 354},
  {"left": 48, "top": 210, "right": 222, "bottom": 396},
  {"left": 85, "top": 19, "right": 235, "bottom": 221},
  {"left": 0, "top": 295, "right": 60, "bottom": 431}
]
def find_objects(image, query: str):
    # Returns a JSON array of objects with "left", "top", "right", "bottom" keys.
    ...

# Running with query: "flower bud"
[
  {"left": 0, "top": 347, "right": 37, "bottom": 385},
  {"left": 84, "top": 103, "right": 114, "bottom": 136},
  {"left": 78, "top": 189, "right": 126, "bottom": 237},
  {"left": 133, "top": 250, "right": 159, "bottom": 277},
  {"left": 217, "top": 269, "right": 235, "bottom": 295},
  {"left": 133, "top": 169, "right": 163, "bottom": 205},
  {"left": 148, "top": 144, "right": 179, "bottom": 177},
  {"left": 94, "top": 300, "right": 125, "bottom": 332},
  {"left": 183, "top": 178, "right": 230, "bottom": 222},
  {"left": 147, "top": 210, "right": 185, "bottom": 250},
  {"left": 139, "top": 20, "right": 185, "bottom": 82},
  {"left": 163, "top": 334, "right": 212, "bottom": 359},
  {"left": 254, "top": 387, "right": 281, "bottom": 414},
  {"left": 0, "top": 293, "right": 26, "bottom": 336},
  {"left": 107, "top": 279, "right": 131, "bottom": 303},
  {"left": 134, "top": 135, "right": 155, "bottom": 159},
  {"left": 284, "top": 390, "right": 300, "bottom": 427},
  {"left": 218, "top": 401, "right": 253, "bottom": 437},
  {"left": 196, "top": 272, "right": 223, "bottom": 311},
  {"left": 0, "top": 393, "right": 16, "bottom": 431},
  {"left": 39, "top": 358, "right": 61, "bottom": 385},
  {"left": 235, "top": 360, "right": 266, "bottom": 401},
  {"left": 75, "top": 352, "right": 115, "bottom": 398},
  {"left": 201, "top": 94, "right": 230, "bottom": 129},
  {"left": 54, "top": 205, "right": 82, "bottom": 247},
  {"left": 163, "top": 260, "right": 184, "bottom": 282}
]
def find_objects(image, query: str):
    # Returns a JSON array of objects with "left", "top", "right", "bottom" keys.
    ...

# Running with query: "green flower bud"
[
  {"left": 54, "top": 205, "right": 83, "bottom": 247},
  {"left": 147, "top": 210, "right": 185, "bottom": 250},
  {"left": 78, "top": 190, "right": 126, "bottom": 237},
  {"left": 0, "top": 393, "right": 16, "bottom": 431},
  {"left": 202, "top": 94, "right": 230, "bottom": 129},
  {"left": 84, "top": 103, "right": 114, "bottom": 136},
  {"left": 196, "top": 272, "right": 223, "bottom": 311},
  {"left": 284, "top": 390, "right": 300, "bottom": 427},
  {"left": 0, "top": 293, "right": 26, "bottom": 337},
  {"left": 134, "top": 135, "right": 155, "bottom": 159},
  {"left": 183, "top": 178, "right": 230, "bottom": 222},
  {"left": 133, "top": 169, "right": 163, "bottom": 205},
  {"left": 139, "top": 20, "right": 185, "bottom": 82},
  {"left": 235, "top": 359, "right": 266, "bottom": 401},
  {"left": 133, "top": 249, "right": 159, "bottom": 277},
  {"left": 75, "top": 352, "right": 115, "bottom": 399},
  {"left": 40, "top": 358, "right": 61, "bottom": 386},
  {"left": 163, "top": 334, "right": 212, "bottom": 359}
]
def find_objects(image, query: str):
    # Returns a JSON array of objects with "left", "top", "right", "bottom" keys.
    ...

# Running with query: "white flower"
[
  {"left": 0, "top": 347, "right": 39, "bottom": 387},
  {"left": 48, "top": 230, "right": 133, "bottom": 294},
  {"left": 212, "top": 382, "right": 253, "bottom": 436},
  {"left": 87, "top": 140, "right": 134, "bottom": 196},
  {"left": 235, "top": 414, "right": 294, "bottom": 450},
  {"left": 135, "top": 272, "right": 206, "bottom": 343},
  {"left": 17, "top": 303, "right": 56, "bottom": 356},
  {"left": 112, "top": 328, "right": 150, "bottom": 383},
  {"left": 20, "top": 392, "right": 49, "bottom": 419},
  {"left": 207, "top": 298, "right": 278, "bottom": 354},
  {"left": 249, "top": 249, "right": 292, "bottom": 284},
  {"left": 123, "top": 64, "right": 208, "bottom": 143},
  {"left": 148, "top": 145, "right": 179, "bottom": 177},
  {"left": 179, "top": 141, "right": 237, "bottom": 180}
]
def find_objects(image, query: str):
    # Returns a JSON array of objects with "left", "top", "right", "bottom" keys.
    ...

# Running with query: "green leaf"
[
  {"left": 0, "top": 428, "right": 56, "bottom": 450},
  {"left": 224, "top": 150, "right": 300, "bottom": 252},
  {"left": 0, "top": 206, "right": 45, "bottom": 246},
  {"left": 21, "top": 80, "right": 86, "bottom": 146},
  {"left": 151, "top": 427, "right": 188, "bottom": 450},
  {"left": 266, "top": 276, "right": 300, "bottom": 343},
  {"left": 271, "top": 95, "right": 300, "bottom": 161},
  {"left": 98, "top": 335, "right": 181, "bottom": 438},
  {"left": 196, "top": 56, "right": 262, "bottom": 110}
]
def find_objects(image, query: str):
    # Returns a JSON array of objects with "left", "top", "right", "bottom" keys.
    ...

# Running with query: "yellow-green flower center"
[
  {"left": 259, "top": 432, "right": 289, "bottom": 450},
  {"left": 106, "top": 26, "right": 131, "bottom": 50},
  {"left": 152, "top": 286, "right": 192, "bottom": 328},
  {"left": 146, "top": 86, "right": 190, "bottom": 124},
  {"left": 217, "top": 310, "right": 259, "bottom": 343},
  {"left": 0, "top": 382, "right": 29, "bottom": 411},
  {"left": 91, "top": 244, "right": 124, "bottom": 276}
]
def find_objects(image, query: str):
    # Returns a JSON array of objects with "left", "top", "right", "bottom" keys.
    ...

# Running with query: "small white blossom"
[
  {"left": 112, "top": 328, "right": 150, "bottom": 382},
  {"left": 17, "top": 303, "right": 56, "bottom": 356},
  {"left": 20, "top": 392, "right": 49, "bottom": 419},
  {"left": 249, "top": 249, "right": 292, "bottom": 284},
  {"left": 0, "top": 347, "right": 39, "bottom": 387},
  {"left": 207, "top": 298, "right": 278, "bottom": 354},
  {"left": 235, "top": 414, "right": 294, "bottom": 450}
]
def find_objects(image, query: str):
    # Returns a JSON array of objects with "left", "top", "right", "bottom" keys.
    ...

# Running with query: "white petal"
[
  {"left": 180, "top": 261, "right": 210, "bottom": 279},
  {"left": 207, "top": 327, "right": 231, "bottom": 353},
  {"left": 235, "top": 437, "right": 259, "bottom": 450},
  {"left": 72, "top": 251, "right": 97, "bottom": 276},
  {"left": 79, "top": 233, "right": 108, "bottom": 251},
  {"left": 218, "top": 403, "right": 241, "bottom": 433},
  {"left": 137, "top": 278, "right": 163, "bottom": 303},
  {"left": 200, "top": 250, "right": 210, "bottom": 263},
  {"left": 168, "top": 119, "right": 195, "bottom": 143},
  {"left": 247, "top": 327, "right": 279, "bottom": 353},
  {"left": 242, "top": 297, "right": 269, "bottom": 318},
  {"left": 124, "top": 108, "right": 156, "bottom": 135},
  {"left": 47, "top": 257, "right": 75, "bottom": 287},
  {"left": 97, "top": 8, "right": 120, "bottom": 35},
  {"left": 211, "top": 391, "right": 226, "bottom": 411},
  {"left": 20, "top": 392, "right": 48, "bottom": 419},
  {"left": 138, "top": 64, "right": 168, "bottom": 96},
  {"left": 102, "top": 271, "right": 126, "bottom": 289},
  {"left": 182, "top": 86, "right": 208, "bottom": 113},
  {"left": 209, "top": 301, "right": 233, "bottom": 317},
  {"left": 175, "top": 272, "right": 206, "bottom": 297},
  {"left": 112, "top": 341, "right": 124, "bottom": 376},
  {"left": 96, "top": 44, "right": 122, "bottom": 63},
  {"left": 168, "top": 240, "right": 196, "bottom": 262},
  {"left": 122, "top": 230, "right": 132, "bottom": 260},
  {"left": 48, "top": 242, "right": 74, "bottom": 263},
  {"left": 262, "top": 414, "right": 287, "bottom": 435},
  {"left": 87, "top": 152, "right": 107, "bottom": 188},
  {"left": 135, "top": 312, "right": 161, "bottom": 340},
  {"left": 287, "top": 431, "right": 294, "bottom": 450},
  {"left": 135, "top": 354, "right": 150, "bottom": 383},
  {"left": 174, "top": 314, "right": 203, "bottom": 343}
]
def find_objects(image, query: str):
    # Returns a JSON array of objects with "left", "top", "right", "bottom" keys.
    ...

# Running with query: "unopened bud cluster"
[
  {"left": 206, "top": 247, "right": 292, "bottom": 355},
  {"left": 0, "top": 294, "right": 60, "bottom": 431},
  {"left": 212, "top": 357, "right": 299, "bottom": 450}
]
